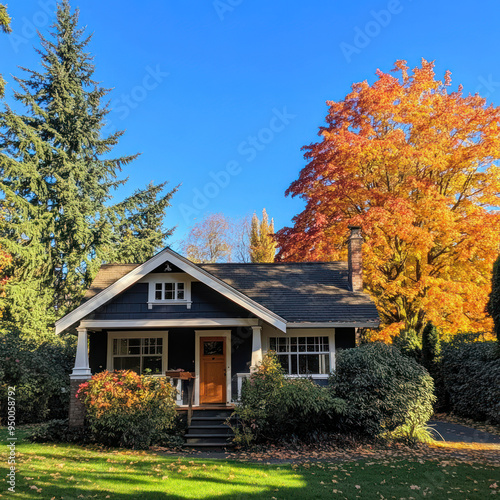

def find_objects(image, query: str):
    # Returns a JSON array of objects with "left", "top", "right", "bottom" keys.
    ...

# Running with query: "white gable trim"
[{"left": 55, "top": 247, "right": 287, "bottom": 334}]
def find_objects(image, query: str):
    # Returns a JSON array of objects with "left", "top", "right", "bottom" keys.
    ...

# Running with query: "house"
[{"left": 56, "top": 226, "right": 379, "bottom": 427}]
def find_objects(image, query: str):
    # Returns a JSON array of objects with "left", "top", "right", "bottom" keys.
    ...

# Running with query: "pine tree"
[
  {"left": 249, "top": 209, "right": 276, "bottom": 263},
  {"left": 0, "top": 1, "right": 175, "bottom": 337}
]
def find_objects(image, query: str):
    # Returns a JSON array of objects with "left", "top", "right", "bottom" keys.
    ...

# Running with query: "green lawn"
[{"left": 1, "top": 429, "right": 498, "bottom": 499}]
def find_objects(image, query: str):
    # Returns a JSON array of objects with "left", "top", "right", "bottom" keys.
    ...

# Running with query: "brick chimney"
[{"left": 348, "top": 226, "right": 363, "bottom": 292}]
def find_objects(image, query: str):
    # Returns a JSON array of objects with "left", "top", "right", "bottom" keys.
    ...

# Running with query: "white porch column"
[
  {"left": 71, "top": 327, "right": 92, "bottom": 379},
  {"left": 251, "top": 325, "right": 263, "bottom": 371}
]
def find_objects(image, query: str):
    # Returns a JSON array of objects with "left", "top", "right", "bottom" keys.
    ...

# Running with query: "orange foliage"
[{"left": 276, "top": 59, "right": 500, "bottom": 339}]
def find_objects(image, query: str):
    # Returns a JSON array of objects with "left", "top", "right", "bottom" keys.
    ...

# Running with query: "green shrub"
[
  {"left": 232, "top": 352, "right": 345, "bottom": 444},
  {"left": 329, "top": 343, "right": 435, "bottom": 438},
  {"left": 422, "top": 322, "right": 441, "bottom": 369},
  {"left": 269, "top": 377, "right": 346, "bottom": 440},
  {"left": 27, "top": 419, "right": 91, "bottom": 444},
  {"left": 385, "top": 420, "right": 435, "bottom": 446},
  {"left": 441, "top": 338, "right": 500, "bottom": 424},
  {"left": 77, "top": 370, "right": 180, "bottom": 449},
  {"left": 487, "top": 254, "right": 500, "bottom": 347},
  {"left": 0, "top": 332, "right": 75, "bottom": 424},
  {"left": 393, "top": 328, "right": 422, "bottom": 361},
  {"left": 420, "top": 322, "right": 447, "bottom": 410}
]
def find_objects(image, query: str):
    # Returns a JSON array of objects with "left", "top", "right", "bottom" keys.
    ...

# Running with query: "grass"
[{"left": 1, "top": 428, "right": 498, "bottom": 499}]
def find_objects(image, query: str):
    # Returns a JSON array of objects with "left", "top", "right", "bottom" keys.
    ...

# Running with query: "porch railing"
[
  {"left": 169, "top": 378, "right": 184, "bottom": 406},
  {"left": 236, "top": 372, "right": 250, "bottom": 401},
  {"left": 168, "top": 372, "right": 251, "bottom": 405}
]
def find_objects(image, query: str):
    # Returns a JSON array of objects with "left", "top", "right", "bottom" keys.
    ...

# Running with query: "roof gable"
[{"left": 55, "top": 248, "right": 287, "bottom": 334}]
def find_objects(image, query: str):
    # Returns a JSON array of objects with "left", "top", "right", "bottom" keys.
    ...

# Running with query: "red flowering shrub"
[{"left": 77, "top": 370, "right": 179, "bottom": 449}]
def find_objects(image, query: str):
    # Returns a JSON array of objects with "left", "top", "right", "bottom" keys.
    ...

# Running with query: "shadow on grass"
[{"left": 4, "top": 429, "right": 499, "bottom": 500}]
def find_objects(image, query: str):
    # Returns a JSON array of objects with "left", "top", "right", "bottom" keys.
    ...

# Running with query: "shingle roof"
[
  {"left": 83, "top": 264, "right": 140, "bottom": 301},
  {"left": 83, "top": 261, "right": 379, "bottom": 326},
  {"left": 199, "top": 262, "right": 379, "bottom": 325}
]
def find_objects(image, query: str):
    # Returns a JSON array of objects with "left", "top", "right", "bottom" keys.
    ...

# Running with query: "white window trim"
[
  {"left": 263, "top": 328, "right": 336, "bottom": 378},
  {"left": 142, "top": 273, "right": 193, "bottom": 309},
  {"left": 194, "top": 330, "right": 232, "bottom": 406},
  {"left": 106, "top": 330, "right": 169, "bottom": 376}
]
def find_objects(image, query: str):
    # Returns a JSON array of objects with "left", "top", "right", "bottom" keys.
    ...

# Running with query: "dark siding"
[
  {"left": 335, "top": 328, "right": 356, "bottom": 350},
  {"left": 88, "top": 282, "right": 253, "bottom": 320},
  {"left": 151, "top": 262, "right": 185, "bottom": 273},
  {"left": 230, "top": 327, "right": 252, "bottom": 399},
  {"left": 231, "top": 327, "right": 252, "bottom": 374},
  {"left": 168, "top": 329, "right": 195, "bottom": 372},
  {"left": 89, "top": 331, "right": 107, "bottom": 374}
]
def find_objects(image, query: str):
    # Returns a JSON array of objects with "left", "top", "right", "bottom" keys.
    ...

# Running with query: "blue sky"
[{"left": 1, "top": 0, "right": 499, "bottom": 250}]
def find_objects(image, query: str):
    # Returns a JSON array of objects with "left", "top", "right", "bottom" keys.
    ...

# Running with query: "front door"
[{"left": 200, "top": 337, "right": 226, "bottom": 404}]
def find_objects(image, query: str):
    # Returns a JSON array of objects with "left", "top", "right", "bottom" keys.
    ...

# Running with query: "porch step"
[
  {"left": 184, "top": 442, "right": 233, "bottom": 448},
  {"left": 190, "top": 409, "right": 233, "bottom": 418},
  {"left": 186, "top": 426, "right": 233, "bottom": 435},
  {"left": 184, "top": 409, "right": 235, "bottom": 449},
  {"left": 190, "top": 417, "right": 233, "bottom": 426},
  {"left": 185, "top": 434, "right": 231, "bottom": 439}
]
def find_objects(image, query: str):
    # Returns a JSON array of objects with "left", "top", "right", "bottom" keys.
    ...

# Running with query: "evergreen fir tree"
[
  {"left": 0, "top": 4, "right": 11, "bottom": 97},
  {"left": 249, "top": 209, "right": 276, "bottom": 263},
  {"left": 392, "top": 328, "right": 422, "bottom": 361},
  {"left": 421, "top": 322, "right": 441, "bottom": 368},
  {"left": 0, "top": 1, "right": 175, "bottom": 337},
  {"left": 109, "top": 182, "right": 176, "bottom": 264},
  {"left": 487, "top": 255, "right": 500, "bottom": 347}
]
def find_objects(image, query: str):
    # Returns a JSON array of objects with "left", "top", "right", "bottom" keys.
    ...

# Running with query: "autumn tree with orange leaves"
[{"left": 276, "top": 60, "right": 500, "bottom": 341}]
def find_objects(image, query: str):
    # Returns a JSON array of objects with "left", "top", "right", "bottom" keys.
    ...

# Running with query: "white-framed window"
[
  {"left": 107, "top": 331, "right": 168, "bottom": 375},
  {"left": 155, "top": 282, "right": 185, "bottom": 301},
  {"left": 269, "top": 336, "right": 331, "bottom": 376},
  {"left": 144, "top": 273, "right": 192, "bottom": 309}
]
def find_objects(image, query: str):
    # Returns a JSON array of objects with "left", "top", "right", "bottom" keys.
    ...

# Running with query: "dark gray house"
[{"left": 57, "top": 227, "right": 379, "bottom": 426}]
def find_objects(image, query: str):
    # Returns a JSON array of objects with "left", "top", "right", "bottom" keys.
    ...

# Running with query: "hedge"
[{"left": 441, "top": 339, "right": 500, "bottom": 424}]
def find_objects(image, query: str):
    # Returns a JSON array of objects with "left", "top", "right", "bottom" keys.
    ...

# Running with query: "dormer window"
[
  {"left": 147, "top": 276, "right": 192, "bottom": 309},
  {"left": 155, "top": 282, "right": 185, "bottom": 301}
]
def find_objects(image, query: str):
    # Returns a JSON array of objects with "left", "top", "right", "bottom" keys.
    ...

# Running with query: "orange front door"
[{"left": 200, "top": 337, "right": 226, "bottom": 404}]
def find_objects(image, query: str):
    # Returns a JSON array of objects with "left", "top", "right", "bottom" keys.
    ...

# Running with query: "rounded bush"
[
  {"left": 77, "top": 370, "right": 179, "bottom": 449},
  {"left": 329, "top": 342, "right": 435, "bottom": 438},
  {"left": 234, "top": 352, "right": 345, "bottom": 444}
]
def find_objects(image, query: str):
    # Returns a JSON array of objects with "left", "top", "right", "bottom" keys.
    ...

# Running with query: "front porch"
[{"left": 68, "top": 318, "right": 263, "bottom": 426}]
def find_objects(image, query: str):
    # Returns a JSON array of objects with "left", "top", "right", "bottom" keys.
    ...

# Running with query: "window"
[
  {"left": 111, "top": 336, "right": 164, "bottom": 374},
  {"left": 269, "top": 336, "right": 330, "bottom": 375},
  {"left": 154, "top": 282, "right": 185, "bottom": 301},
  {"left": 143, "top": 274, "right": 192, "bottom": 309}
]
